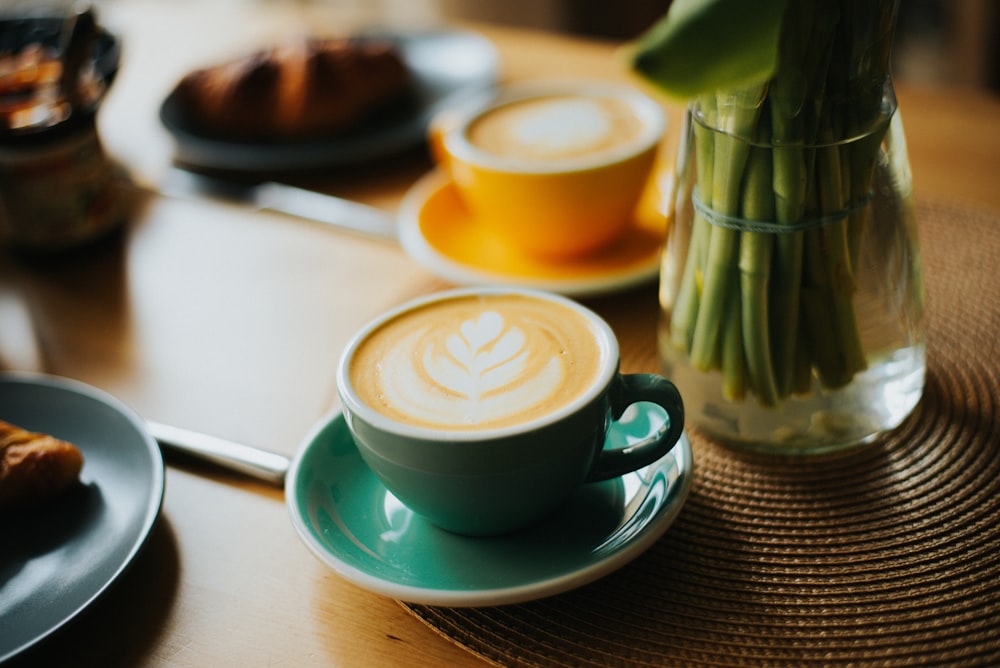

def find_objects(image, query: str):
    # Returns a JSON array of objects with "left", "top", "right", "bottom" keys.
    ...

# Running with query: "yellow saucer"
[{"left": 398, "top": 171, "right": 667, "bottom": 297}]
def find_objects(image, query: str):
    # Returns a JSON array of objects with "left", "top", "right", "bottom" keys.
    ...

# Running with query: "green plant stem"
[
  {"left": 688, "top": 87, "right": 762, "bottom": 375},
  {"left": 766, "top": 0, "right": 838, "bottom": 398},
  {"left": 649, "top": 0, "right": 903, "bottom": 408},
  {"left": 721, "top": 269, "right": 745, "bottom": 400},
  {"left": 768, "top": 120, "right": 806, "bottom": 398},
  {"left": 797, "top": 128, "right": 864, "bottom": 387},
  {"left": 739, "top": 144, "right": 779, "bottom": 406},
  {"left": 669, "top": 117, "right": 717, "bottom": 354}
]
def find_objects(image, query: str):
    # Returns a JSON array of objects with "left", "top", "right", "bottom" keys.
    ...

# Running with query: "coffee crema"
[
  {"left": 349, "top": 294, "right": 605, "bottom": 431},
  {"left": 465, "top": 94, "right": 646, "bottom": 163}
]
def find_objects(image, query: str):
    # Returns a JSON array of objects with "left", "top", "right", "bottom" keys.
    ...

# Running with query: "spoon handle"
[{"left": 147, "top": 421, "right": 289, "bottom": 486}]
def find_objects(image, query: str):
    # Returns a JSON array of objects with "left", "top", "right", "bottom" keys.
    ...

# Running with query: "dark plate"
[
  {"left": 0, "top": 373, "right": 164, "bottom": 663},
  {"left": 159, "top": 28, "right": 500, "bottom": 172}
]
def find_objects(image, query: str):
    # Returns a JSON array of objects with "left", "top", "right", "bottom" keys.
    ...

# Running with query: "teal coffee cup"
[{"left": 337, "top": 287, "right": 685, "bottom": 536}]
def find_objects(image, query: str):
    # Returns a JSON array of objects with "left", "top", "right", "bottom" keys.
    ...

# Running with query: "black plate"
[
  {"left": 159, "top": 28, "right": 500, "bottom": 172},
  {"left": 0, "top": 373, "right": 164, "bottom": 663}
]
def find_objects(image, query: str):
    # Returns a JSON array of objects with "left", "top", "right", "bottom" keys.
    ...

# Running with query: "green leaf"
[{"left": 629, "top": 0, "right": 790, "bottom": 99}]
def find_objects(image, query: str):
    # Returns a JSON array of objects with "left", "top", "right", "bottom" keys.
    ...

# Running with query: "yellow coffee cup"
[{"left": 430, "top": 81, "right": 666, "bottom": 259}]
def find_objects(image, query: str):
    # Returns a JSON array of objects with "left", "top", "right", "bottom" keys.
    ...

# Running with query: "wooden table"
[{"left": 3, "top": 2, "right": 999, "bottom": 666}]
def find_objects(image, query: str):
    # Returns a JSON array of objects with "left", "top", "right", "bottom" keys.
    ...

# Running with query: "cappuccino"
[
  {"left": 349, "top": 293, "right": 605, "bottom": 431},
  {"left": 466, "top": 94, "right": 646, "bottom": 163},
  {"left": 336, "top": 287, "right": 685, "bottom": 535}
]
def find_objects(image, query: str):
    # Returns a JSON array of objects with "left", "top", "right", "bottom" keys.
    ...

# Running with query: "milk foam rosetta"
[
  {"left": 350, "top": 295, "right": 604, "bottom": 430},
  {"left": 466, "top": 94, "right": 645, "bottom": 162}
]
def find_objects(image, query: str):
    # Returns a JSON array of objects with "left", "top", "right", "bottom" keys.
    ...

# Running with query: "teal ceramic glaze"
[
  {"left": 286, "top": 407, "right": 692, "bottom": 606},
  {"left": 336, "top": 287, "right": 686, "bottom": 536},
  {"left": 346, "top": 370, "right": 684, "bottom": 535}
]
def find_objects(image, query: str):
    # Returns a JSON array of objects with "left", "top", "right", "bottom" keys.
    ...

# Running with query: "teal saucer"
[{"left": 286, "top": 407, "right": 692, "bottom": 607}]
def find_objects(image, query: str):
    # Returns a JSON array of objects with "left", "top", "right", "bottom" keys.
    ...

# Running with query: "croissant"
[
  {"left": 171, "top": 37, "right": 411, "bottom": 140},
  {"left": 0, "top": 419, "right": 84, "bottom": 511}
]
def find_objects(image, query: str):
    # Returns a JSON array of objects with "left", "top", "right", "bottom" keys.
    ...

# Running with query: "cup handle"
[
  {"left": 586, "top": 373, "right": 685, "bottom": 482},
  {"left": 427, "top": 87, "right": 497, "bottom": 169},
  {"left": 427, "top": 110, "right": 455, "bottom": 169}
]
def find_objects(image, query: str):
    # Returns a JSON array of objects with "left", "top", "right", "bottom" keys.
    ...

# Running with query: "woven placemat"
[{"left": 402, "top": 199, "right": 1000, "bottom": 667}]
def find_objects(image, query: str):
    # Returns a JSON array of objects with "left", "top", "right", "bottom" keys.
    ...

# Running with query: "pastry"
[
  {"left": 0, "top": 419, "right": 85, "bottom": 511},
  {"left": 171, "top": 37, "right": 412, "bottom": 140}
]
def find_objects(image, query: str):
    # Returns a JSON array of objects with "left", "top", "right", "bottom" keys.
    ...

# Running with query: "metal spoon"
[{"left": 147, "top": 421, "right": 290, "bottom": 486}]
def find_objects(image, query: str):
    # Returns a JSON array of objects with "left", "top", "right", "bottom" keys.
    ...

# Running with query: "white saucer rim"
[
  {"left": 285, "top": 409, "right": 693, "bottom": 607},
  {"left": 397, "top": 170, "right": 663, "bottom": 298}
]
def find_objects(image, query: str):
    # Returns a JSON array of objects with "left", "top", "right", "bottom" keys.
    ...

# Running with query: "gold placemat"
[{"left": 402, "top": 199, "right": 1000, "bottom": 667}]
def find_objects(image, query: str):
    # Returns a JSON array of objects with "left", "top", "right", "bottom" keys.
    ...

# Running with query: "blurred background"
[
  {"left": 434, "top": 0, "right": 999, "bottom": 93},
  {"left": 2, "top": 0, "right": 996, "bottom": 93}
]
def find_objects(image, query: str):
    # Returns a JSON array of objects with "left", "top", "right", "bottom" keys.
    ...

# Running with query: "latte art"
[
  {"left": 429, "top": 311, "right": 532, "bottom": 404},
  {"left": 350, "top": 295, "right": 604, "bottom": 430},
  {"left": 386, "top": 311, "right": 564, "bottom": 426},
  {"left": 466, "top": 94, "right": 645, "bottom": 163}
]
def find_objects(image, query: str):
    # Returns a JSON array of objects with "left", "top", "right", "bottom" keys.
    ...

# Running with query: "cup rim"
[
  {"left": 440, "top": 79, "right": 665, "bottom": 174},
  {"left": 337, "top": 286, "right": 620, "bottom": 442}
]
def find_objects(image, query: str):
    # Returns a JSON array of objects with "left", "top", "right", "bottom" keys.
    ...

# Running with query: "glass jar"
[
  {"left": 659, "top": 81, "right": 925, "bottom": 453},
  {"left": 0, "top": 112, "right": 130, "bottom": 251},
  {"left": 0, "top": 9, "right": 128, "bottom": 252}
]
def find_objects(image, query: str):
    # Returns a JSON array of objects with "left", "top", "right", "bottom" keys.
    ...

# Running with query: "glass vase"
[{"left": 659, "top": 81, "right": 925, "bottom": 454}]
